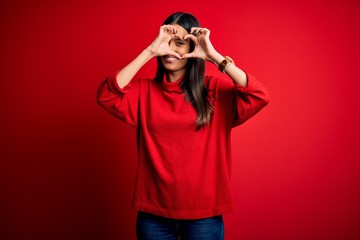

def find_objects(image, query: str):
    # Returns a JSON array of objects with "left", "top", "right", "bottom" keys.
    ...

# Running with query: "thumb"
[
  {"left": 167, "top": 50, "right": 182, "bottom": 60},
  {"left": 181, "top": 52, "right": 195, "bottom": 59}
]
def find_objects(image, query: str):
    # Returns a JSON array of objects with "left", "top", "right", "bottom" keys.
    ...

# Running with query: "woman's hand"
[
  {"left": 181, "top": 27, "right": 217, "bottom": 61},
  {"left": 147, "top": 25, "right": 182, "bottom": 59}
]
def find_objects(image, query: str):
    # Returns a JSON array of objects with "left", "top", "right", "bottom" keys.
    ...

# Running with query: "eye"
[{"left": 176, "top": 40, "right": 186, "bottom": 46}]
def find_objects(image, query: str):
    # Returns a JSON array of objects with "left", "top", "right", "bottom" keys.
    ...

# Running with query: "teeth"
[{"left": 163, "top": 55, "right": 179, "bottom": 63}]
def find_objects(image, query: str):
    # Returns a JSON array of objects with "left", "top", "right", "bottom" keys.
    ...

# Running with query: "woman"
[{"left": 97, "top": 12, "right": 269, "bottom": 240}]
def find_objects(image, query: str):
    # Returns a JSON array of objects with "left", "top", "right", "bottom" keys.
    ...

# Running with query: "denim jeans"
[{"left": 136, "top": 211, "right": 224, "bottom": 240}]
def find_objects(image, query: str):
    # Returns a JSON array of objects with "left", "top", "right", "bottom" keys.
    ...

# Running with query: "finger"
[
  {"left": 166, "top": 25, "right": 173, "bottom": 33},
  {"left": 193, "top": 28, "right": 202, "bottom": 36},
  {"left": 182, "top": 52, "right": 205, "bottom": 60},
  {"left": 183, "top": 34, "right": 198, "bottom": 44},
  {"left": 199, "top": 28, "right": 210, "bottom": 34},
  {"left": 160, "top": 25, "right": 171, "bottom": 35},
  {"left": 168, "top": 51, "right": 182, "bottom": 59},
  {"left": 190, "top": 27, "right": 201, "bottom": 33},
  {"left": 167, "top": 25, "right": 177, "bottom": 34},
  {"left": 162, "top": 25, "right": 176, "bottom": 34},
  {"left": 173, "top": 32, "right": 181, "bottom": 38},
  {"left": 162, "top": 26, "right": 179, "bottom": 39},
  {"left": 181, "top": 52, "right": 194, "bottom": 59},
  {"left": 161, "top": 25, "right": 172, "bottom": 30}
]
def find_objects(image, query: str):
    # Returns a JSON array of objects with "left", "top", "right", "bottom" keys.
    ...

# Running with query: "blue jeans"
[{"left": 136, "top": 211, "right": 224, "bottom": 240}]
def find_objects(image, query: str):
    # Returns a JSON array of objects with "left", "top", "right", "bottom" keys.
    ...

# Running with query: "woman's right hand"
[
  {"left": 115, "top": 25, "right": 181, "bottom": 89},
  {"left": 147, "top": 25, "right": 182, "bottom": 59}
]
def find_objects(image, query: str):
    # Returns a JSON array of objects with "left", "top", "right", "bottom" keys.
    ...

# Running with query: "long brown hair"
[{"left": 154, "top": 12, "right": 214, "bottom": 129}]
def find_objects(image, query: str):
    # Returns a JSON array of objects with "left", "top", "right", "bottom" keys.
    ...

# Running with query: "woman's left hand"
[{"left": 181, "top": 27, "right": 217, "bottom": 61}]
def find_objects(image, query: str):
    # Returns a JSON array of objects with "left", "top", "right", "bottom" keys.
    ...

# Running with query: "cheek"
[{"left": 180, "top": 45, "right": 191, "bottom": 54}]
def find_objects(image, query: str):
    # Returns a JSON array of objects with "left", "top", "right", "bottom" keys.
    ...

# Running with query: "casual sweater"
[{"left": 97, "top": 71, "right": 269, "bottom": 219}]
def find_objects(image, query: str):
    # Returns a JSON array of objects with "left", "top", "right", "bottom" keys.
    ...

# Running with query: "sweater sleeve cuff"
[{"left": 108, "top": 70, "right": 132, "bottom": 95}]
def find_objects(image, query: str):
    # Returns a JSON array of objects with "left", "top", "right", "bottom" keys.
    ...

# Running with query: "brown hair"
[{"left": 154, "top": 12, "right": 214, "bottom": 129}]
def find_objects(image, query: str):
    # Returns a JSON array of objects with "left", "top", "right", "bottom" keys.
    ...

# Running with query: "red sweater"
[{"left": 97, "top": 71, "right": 269, "bottom": 219}]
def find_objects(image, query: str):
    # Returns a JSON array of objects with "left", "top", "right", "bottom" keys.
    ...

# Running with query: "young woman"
[{"left": 97, "top": 12, "right": 269, "bottom": 240}]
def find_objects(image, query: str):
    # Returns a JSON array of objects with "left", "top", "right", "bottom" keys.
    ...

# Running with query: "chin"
[{"left": 162, "top": 61, "right": 188, "bottom": 73}]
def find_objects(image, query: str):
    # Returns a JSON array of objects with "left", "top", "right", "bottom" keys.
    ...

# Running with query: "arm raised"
[{"left": 116, "top": 25, "right": 182, "bottom": 88}]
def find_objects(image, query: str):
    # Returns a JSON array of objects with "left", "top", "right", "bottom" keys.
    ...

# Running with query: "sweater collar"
[{"left": 160, "top": 73, "right": 185, "bottom": 93}]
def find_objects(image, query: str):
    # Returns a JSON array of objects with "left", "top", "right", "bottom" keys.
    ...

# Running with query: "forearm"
[
  {"left": 116, "top": 48, "right": 155, "bottom": 88},
  {"left": 209, "top": 51, "right": 248, "bottom": 87}
]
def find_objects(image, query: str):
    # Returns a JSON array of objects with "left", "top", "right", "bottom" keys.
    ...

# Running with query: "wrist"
[
  {"left": 144, "top": 47, "right": 157, "bottom": 58},
  {"left": 218, "top": 56, "right": 235, "bottom": 73},
  {"left": 208, "top": 51, "right": 224, "bottom": 65}
]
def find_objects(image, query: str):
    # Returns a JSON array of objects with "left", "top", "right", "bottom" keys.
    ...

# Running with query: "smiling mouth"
[{"left": 162, "top": 55, "right": 180, "bottom": 63}]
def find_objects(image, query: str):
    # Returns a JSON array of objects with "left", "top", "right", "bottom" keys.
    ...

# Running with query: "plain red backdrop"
[{"left": 1, "top": 0, "right": 359, "bottom": 239}]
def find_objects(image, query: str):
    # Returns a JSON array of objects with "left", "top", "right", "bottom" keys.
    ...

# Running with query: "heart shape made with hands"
[
  {"left": 157, "top": 25, "right": 212, "bottom": 60},
  {"left": 180, "top": 28, "right": 212, "bottom": 60}
]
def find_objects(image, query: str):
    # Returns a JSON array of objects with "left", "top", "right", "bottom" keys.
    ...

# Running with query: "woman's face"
[{"left": 161, "top": 24, "right": 191, "bottom": 76}]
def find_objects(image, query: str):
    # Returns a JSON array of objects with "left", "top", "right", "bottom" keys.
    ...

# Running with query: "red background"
[{"left": 1, "top": 0, "right": 359, "bottom": 239}]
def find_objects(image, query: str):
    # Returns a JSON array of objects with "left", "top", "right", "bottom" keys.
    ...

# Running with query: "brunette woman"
[{"left": 97, "top": 12, "right": 269, "bottom": 240}]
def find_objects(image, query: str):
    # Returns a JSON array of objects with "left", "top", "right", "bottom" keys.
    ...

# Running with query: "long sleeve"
[
  {"left": 232, "top": 73, "right": 270, "bottom": 127},
  {"left": 213, "top": 73, "right": 269, "bottom": 128},
  {"left": 233, "top": 73, "right": 269, "bottom": 127},
  {"left": 96, "top": 73, "right": 269, "bottom": 219},
  {"left": 96, "top": 71, "right": 140, "bottom": 127}
]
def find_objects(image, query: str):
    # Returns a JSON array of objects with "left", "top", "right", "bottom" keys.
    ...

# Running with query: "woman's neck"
[{"left": 166, "top": 70, "right": 186, "bottom": 83}]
